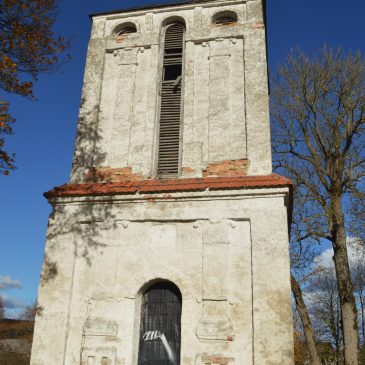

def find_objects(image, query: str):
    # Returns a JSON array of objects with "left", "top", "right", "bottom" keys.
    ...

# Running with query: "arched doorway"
[{"left": 138, "top": 282, "right": 182, "bottom": 365}]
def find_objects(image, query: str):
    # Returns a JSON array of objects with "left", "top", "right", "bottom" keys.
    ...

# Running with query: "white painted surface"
[{"left": 31, "top": 1, "right": 294, "bottom": 364}]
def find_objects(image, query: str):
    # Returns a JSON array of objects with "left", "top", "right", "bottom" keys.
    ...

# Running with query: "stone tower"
[{"left": 31, "top": 1, "right": 294, "bottom": 364}]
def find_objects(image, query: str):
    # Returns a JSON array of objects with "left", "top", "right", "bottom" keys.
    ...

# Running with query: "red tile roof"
[{"left": 44, "top": 174, "right": 292, "bottom": 199}]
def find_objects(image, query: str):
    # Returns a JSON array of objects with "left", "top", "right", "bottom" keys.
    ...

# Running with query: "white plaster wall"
[
  {"left": 31, "top": 188, "right": 293, "bottom": 365},
  {"left": 32, "top": 2, "right": 293, "bottom": 365},
  {"left": 70, "top": 0, "right": 272, "bottom": 183}
]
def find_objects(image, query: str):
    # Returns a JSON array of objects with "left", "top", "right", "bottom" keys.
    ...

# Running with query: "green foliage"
[
  {"left": 0, "top": 319, "right": 34, "bottom": 341},
  {"left": 0, "top": 319, "right": 34, "bottom": 365},
  {"left": 0, "top": 101, "right": 15, "bottom": 175},
  {"left": 0, "top": 350, "right": 30, "bottom": 365},
  {"left": 0, "top": 0, "right": 70, "bottom": 174}
]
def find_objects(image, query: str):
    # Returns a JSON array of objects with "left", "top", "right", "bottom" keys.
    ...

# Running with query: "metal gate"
[{"left": 138, "top": 282, "right": 182, "bottom": 365}]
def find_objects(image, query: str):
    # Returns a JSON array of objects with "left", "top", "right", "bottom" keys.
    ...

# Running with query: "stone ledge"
[{"left": 45, "top": 174, "right": 292, "bottom": 199}]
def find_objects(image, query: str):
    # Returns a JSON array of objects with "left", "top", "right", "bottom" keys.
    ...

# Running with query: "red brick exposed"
[
  {"left": 202, "top": 159, "right": 249, "bottom": 178},
  {"left": 251, "top": 21, "right": 265, "bottom": 29},
  {"left": 181, "top": 166, "right": 196, "bottom": 174},
  {"left": 85, "top": 167, "right": 143, "bottom": 183},
  {"left": 44, "top": 174, "right": 292, "bottom": 199},
  {"left": 201, "top": 356, "right": 235, "bottom": 365}
]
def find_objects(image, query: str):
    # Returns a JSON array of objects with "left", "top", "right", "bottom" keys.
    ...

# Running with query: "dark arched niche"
[
  {"left": 212, "top": 10, "right": 238, "bottom": 26},
  {"left": 113, "top": 22, "right": 138, "bottom": 36},
  {"left": 138, "top": 281, "right": 182, "bottom": 365},
  {"left": 162, "top": 16, "right": 186, "bottom": 29}
]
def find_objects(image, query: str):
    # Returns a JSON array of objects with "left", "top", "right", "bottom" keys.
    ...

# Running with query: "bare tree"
[
  {"left": 353, "top": 266, "right": 365, "bottom": 347},
  {"left": 349, "top": 188, "right": 365, "bottom": 352},
  {"left": 271, "top": 47, "right": 365, "bottom": 365},
  {"left": 349, "top": 242, "right": 365, "bottom": 346},
  {"left": 292, "top": 274, "right": 322, "bottom": 365},
  {"left": 349, "top": 193, "right": 365, "bottom": 245},
  {"left": 310, "top": 267, "right": 344, "bottom": 365},
  {"left": 290, "top": 193, "right": 322, "bottom": 365},
  {"left": 18, "top": 300, "right": 38, "bottom": 321},
  {"left": 0, "top": 296, "right": 4, "bottom": 319}
]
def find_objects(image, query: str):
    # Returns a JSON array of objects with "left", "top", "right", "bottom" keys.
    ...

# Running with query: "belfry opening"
[{"left": 157, "top": 22, "right": 185, "bottom": 178}]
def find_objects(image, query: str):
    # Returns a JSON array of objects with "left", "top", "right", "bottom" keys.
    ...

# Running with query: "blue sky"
[{"left": 0, "top": 0, "right": 364, "bottom": 317}]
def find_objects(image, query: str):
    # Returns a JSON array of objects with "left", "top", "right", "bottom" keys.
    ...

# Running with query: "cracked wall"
[
  {"left": 31, "top": 189, "right": 293, "bottom": 365},
  {"left": 70, "top": 0, "right": 272, "bottom": 183}
]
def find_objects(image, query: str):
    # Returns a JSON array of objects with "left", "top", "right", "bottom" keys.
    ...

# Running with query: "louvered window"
[{"left": 157, "top": 23, "right": 185, "bottom": 179}]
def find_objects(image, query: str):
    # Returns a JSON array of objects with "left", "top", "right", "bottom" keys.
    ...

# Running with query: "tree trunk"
[
  {"left": 336, "top": 299, "right": 342, "bottom": 365},
  {"left": 360, "top": 296, "right": 365, "bottom": 346},
  {"left": 334, "top": 296, "right": 341, "bottom": 365},
  {"left": 331, "top": 196, "right": 359, "bottom": 365},
  {"left": 291, "top": 274, "right": 321, "bottom": 365}
]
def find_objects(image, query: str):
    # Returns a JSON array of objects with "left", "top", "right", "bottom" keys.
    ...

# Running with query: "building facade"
[{"left": 31, "top": 1, "right": 294, "bottom": 364}]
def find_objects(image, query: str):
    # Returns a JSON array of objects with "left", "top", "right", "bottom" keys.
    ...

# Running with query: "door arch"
[{"left": 138, "top": 281, "right": 182, "bottom": 365}]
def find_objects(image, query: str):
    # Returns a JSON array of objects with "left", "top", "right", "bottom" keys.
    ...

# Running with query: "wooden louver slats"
[
  {"left": 157, "top": 23, "right": 185, "bottom": 178},
  {"left": 164, "top": 24, "right": 184, "bottom": 50}
]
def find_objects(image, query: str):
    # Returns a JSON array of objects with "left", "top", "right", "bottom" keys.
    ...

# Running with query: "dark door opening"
[{"left": 138, "top": 282, "right": 182, "bottom": 365}]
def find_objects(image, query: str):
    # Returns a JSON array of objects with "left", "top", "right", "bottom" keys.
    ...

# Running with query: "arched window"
[
  {"left": 138, "top": 282, "right": 182, "bottom": 365},
  {"left": 212, "top": 11, "right": 238, "bottom": 26},
  {"left": 113, "top": 22, "right": 137, "bottom": 36},
  {"left": 157, "top": 23, "right": 185, "bottom": 178}
]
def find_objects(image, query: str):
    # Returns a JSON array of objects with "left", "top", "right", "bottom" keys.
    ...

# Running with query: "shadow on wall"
[
  {"left": 40, "top": 97, "right": 117, "bottom": 290},
  {"left": 72, "top": 96, "right": 110, "bottom": 178},
  {"left": 256, "top": 282, "right": 294, "bottom": 365}
]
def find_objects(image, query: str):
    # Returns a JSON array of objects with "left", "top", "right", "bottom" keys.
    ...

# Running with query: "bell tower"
[{"left": 31, "top": 1, "right": 294, "bottom": 365}]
